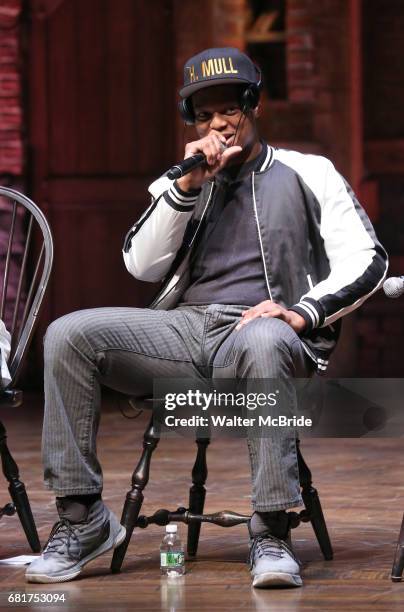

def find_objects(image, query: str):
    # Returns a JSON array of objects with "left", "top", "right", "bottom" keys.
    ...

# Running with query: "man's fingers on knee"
[
  {"left": 244, "top": 311, "right": 261, "bottom": 322},
  {"left": 242, "top": 307, "right": 261, "bottom": 317},
  {"left": 235, "top": 312, "right": 260, "bottom": 330},
  {"left": 263, "top": 306, "right": 285, "bottom": 317},
  {"left": 236, "top": 317, "right": 253, "bottom": 330}
]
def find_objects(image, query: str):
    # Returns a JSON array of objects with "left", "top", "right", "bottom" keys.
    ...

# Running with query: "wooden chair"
[
  {"left": 110, "top": 410, "right": 333, "bottom": 573},
  {"left": 0, "top": 187, "right": 53, "bottom": 552}
]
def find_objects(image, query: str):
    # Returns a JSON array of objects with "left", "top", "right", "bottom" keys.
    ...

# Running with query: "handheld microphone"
[
  {"left": 383, "top": 276, "right": 404, "bottom": 298},
  {"left": 167, "top": 142, "right": 228, "bottom": 181},
  {"left": 167, "top": 153, "right": 206, "bottom": 180}
]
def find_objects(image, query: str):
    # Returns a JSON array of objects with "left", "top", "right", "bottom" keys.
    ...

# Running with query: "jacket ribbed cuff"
[
  {"left": 289, "top": 297, "right": 325, "bottom": 333},
  {"left": 164, "top": 181, "right": 201, "bottom": 212}
]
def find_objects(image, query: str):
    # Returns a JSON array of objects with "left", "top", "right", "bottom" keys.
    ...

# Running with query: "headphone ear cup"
[
  {"left": 178, "top": 98, "right": 195, "bottom": 125},
  {"left": 240, "top": 84, "right": 260, "bottom": 113}
]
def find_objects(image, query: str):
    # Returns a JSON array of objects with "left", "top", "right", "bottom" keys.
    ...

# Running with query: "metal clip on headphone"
[{"left": 178, "top": 66, "right": 262, "bottom": 125}]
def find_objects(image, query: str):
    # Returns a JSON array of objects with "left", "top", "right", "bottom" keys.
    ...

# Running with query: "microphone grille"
[{"left": 383, "top": 277, "right": 404, "bottom": 298}]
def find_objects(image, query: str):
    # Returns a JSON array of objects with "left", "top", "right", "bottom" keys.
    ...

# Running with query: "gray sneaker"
[
  {"left": 249, "top": 533, "right": 302, "bottom": 588},
  {"left": 26, "top": 499, "right": 126, "bottom": 583}
]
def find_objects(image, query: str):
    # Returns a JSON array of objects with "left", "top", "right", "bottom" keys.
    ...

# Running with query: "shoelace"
[
  {"left": 43, "top": 519, "right": 82, "bottom": 560},
  {"left": 248, "top": 534, "right": 299, "bottom": 569}
]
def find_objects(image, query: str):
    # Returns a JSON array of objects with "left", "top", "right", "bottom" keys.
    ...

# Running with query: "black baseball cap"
[{"left": 179, "top": 47, "right": 261, "bottom": 98}]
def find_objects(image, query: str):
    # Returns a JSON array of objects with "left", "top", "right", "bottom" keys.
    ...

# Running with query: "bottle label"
[{"left": 160, "top": 552, "right": 185, "bottom": 567}]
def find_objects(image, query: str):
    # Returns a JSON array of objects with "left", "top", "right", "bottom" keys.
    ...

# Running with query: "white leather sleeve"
[
  {"left": 277, "top": 150, "right": 388, "bottom": 330},
  {"left": 122, "top": 176, "right": 198, "bottom": 283}
]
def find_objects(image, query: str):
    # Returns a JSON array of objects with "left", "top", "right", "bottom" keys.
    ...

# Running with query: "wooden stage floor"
[{"left": 1, "top": 393, "right": 404, "bottom": 611}]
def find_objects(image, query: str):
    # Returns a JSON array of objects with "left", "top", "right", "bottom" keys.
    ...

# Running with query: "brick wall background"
[
  {"left": 287, "top": 0, "right": 314, "bottom": 104},
  {"left": 0, "top": 0, "right": 23, "bottom": 183},
  {"left": 0, "top": 0, "right": 25, "bottom": 332}
]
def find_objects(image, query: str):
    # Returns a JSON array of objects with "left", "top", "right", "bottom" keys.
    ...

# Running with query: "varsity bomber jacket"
[{"left": 123, "top": 145, "right": 388, "bottom": 373}]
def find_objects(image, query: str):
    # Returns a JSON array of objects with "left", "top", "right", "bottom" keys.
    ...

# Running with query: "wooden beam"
[{"left": 349, "top": 0, "right": 363, "bottom": 192}]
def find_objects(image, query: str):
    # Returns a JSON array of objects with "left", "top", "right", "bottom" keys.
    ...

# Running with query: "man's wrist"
[
  {"left": 176, "top": 175, "right": 203, "bottom": 193},
  {"left": 289, "top": 298, "right": 325, "bottom": 333},
  {"left": 287, "top": 310, "right": 307, "bottom": 334},
  {"left": 164, "top": 180, "right": 201, "bottom": 211}
]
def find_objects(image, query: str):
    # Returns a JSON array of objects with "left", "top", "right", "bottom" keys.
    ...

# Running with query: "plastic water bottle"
[{"left": 160, "top": 524, "right": 185, "bottom": 576}]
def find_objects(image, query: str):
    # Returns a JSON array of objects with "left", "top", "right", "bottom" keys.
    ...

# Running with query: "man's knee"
[
  {"left": 228, "top": 317, "right": 303, "bottom": 378},
  {"left": 236, "top": 317, "right": 297, "bottom": 358},
  {"left": 44, "top": 310, "right": 94, "bottom": 360}
]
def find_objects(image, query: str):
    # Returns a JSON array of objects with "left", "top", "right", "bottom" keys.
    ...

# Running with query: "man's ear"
[{"left": 253, "top": 101, "right": 261, "bottom": 118}]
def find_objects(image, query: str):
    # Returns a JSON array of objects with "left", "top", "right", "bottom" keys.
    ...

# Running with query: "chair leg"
[
  {"left": 391, "top": 513, "right": 404, "bottom": 581},
  {"left": 187, "top": 438, "right": 210, "bottom": 557},
  {"left": 297, "top": 439, "right": 333, "bottom": 560},
  {"left": 0, "top": 420, "right": 41, "bottom": 552},
  {"left": 111, "top": 416, "right": 160, "bottom": 573}
]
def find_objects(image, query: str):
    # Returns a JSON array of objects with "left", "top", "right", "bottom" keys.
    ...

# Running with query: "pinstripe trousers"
[{"left": 42, "top": 304, "right": 313, "bottom": 511}]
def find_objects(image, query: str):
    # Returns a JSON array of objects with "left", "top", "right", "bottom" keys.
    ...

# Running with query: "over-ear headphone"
[
  {"left": 178, "top": 97, "right": 197, "bottom": 125},
  {"left": 179, "top": 68, "right": 262, "bottom": 125}
]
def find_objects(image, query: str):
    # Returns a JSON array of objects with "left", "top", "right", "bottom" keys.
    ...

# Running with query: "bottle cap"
[{"left": 166, "top": 524, "right": 177, "bottom": 533}]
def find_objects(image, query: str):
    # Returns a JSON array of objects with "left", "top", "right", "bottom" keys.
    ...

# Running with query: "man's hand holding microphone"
[{"left": 169, "top": 134, "right": 242, "bottom": 192}]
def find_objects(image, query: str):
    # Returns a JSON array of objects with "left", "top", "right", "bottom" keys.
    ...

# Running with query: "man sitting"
[{"left": 26, "top": 48, "right": 387, "bottom": 587}]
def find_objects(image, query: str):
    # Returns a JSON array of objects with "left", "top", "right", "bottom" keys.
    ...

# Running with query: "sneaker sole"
[
  {"left": 252, "top": 571, "right": 303, "bottom": 588},
  {"left": 26, "top": 524, "right": 126, "bottom": 584}
]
